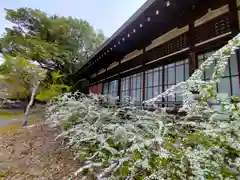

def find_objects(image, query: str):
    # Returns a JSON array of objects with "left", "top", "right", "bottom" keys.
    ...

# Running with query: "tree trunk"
[{"left": 22, "top": 82, "right": 40, "bottom": 127}]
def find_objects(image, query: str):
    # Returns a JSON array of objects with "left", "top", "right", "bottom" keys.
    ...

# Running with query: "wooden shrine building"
[{"left": 75, "top": 0, "right": 240, "bottom": 105}]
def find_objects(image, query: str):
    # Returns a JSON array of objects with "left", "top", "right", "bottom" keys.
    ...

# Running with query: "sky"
[
  {"left": 0, "top": 0, "right": 146, "bottom": 64},
  {"left": 0, "top": 0, "right": 147, "bottom": 37}
]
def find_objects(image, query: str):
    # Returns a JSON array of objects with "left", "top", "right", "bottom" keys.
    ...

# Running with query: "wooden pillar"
[
  {"left": 95, "top": 72, "right": 98, "bottom": 94},
  {"left": 128, "top": 76, "right": 131, "bottom": 97},
  {"left": 229, "top": 0, "right": 239, "bottom": 35},
  {"left": 236, "top": 49, "right": 240, "bottom": 87},
  {"left": 117, "top": 60, "right": 121, "bottom": 101},
  {"left": 142, "top": 67, "right": 146, "bottom": 101},
  {"left": 161, "top": 67, "right": 165, "bottom": 107},
  {"left": 228, "top": 0, "right": 240, "bottom": 92},
  {"left": 101, "top": 81, "right": 104, "bottom": 94},
  {"left": 142, "top": 48, "right": 146, "bottom": 101},
  {"left": 105, "top": 68, "right": 109, "bottom": 94},
  {"left": 188, "top": 22, "right": 196, "bottom": 76},
  {"left": 189, "top": 52, "right": 196, "bottom": 75},
  {"left": 117, "top": 74, "right": 121, "bottom": 100}
]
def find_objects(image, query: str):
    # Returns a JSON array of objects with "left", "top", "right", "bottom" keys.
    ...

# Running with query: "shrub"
[
  {"left": 46, "top": 92, "right": 240, "bottom": 179},
  {"left": 46, "top": 34, "right": 240, "bottom": 179}
]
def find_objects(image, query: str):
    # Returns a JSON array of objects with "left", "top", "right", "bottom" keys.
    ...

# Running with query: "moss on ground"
[
  {"left": 0, "top": 111, "right": 24, "bottom": 119},
  {"left": 0, "top": 119, "right": 40, "bottom": 133}
]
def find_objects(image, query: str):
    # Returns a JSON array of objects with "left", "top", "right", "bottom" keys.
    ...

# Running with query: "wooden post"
[
  {"left": 142, "top": 48, "right": 146, "bottom": 101},
  {"left": 117, "top": 73, "right": 121, "bottom": 101},
  {"left": 142, "top": 69, "right": 146, "bottom": 101},
  {"left": 161, "top": 67, "right": 165, "bottom": 107},
  {"left": 188, "top": 22, "right": 196, "bottom": 76},
  {"left": 189, "top": 52, "right": 196, "bottom": 75},
  {"left": 117, "top": 60, "right": 121, "bottom": 102},
  {"left": 229, "top": 0, "right": 240, "bottom": 91},
  {"left": 101, "top": 81, "right": 104, "bottom": 95},
  {"left": 236, "top": 49, "right": 240, "bottom": 88},
  {"left": 229, "top": 0, "right": 239, "bottom": 35},
  {"left": 104, "top": 68, "right": 108, "bottom": 94}
]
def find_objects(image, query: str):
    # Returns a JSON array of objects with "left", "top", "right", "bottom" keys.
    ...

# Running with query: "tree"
[
  {"left": 35, "top": 71, "right": 71, "bottom": 101},
  {"left": 0, "top": 8, "right": 105, "bottom": 81},
  {"left": 0, "top": 55, "right": 46, "bottom": 125},
  {"left": 0, "top": 55, "right": 70, "bottom": 126}
]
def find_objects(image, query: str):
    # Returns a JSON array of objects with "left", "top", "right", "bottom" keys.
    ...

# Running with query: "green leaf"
[
  {"left": 51, "top": 71, "right": 64, "bottom": 81},
  {"left": 133, "top": 151, "right": 142, "bottom": 160},
  {"left": 119, "top": 165, "right": 129, "bottom": 177}
]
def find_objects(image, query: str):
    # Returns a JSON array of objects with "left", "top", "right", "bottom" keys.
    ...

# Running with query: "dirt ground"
[{"left": 0, "top": 123, "right": 81, "bottom": 180}]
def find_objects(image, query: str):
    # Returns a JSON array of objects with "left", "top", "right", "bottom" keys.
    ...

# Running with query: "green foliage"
[
  {"left": 36, "top": 84, "right": 71, "bottom": 101},
  {"left": 51, "top": 71, "right": 64, "bottom": 82},
  {"left": 0, "top": 55, "right": 69, "bottom": 101},
  {"left": 0, "top": 7, "right": 105, "bottom": 78},
  {"left": 35, "top": 71, "right": 71, "bottom": 101},
  {"left": 0, "top": 55, "right": 46, "bottom": 99},
  {"left": 0, "top": 7, "right": 104, "bottom": 98}
]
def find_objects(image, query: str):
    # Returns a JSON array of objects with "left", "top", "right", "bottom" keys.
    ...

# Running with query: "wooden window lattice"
[
  {"left": 214, "top": 16, "right": 230, "bottom": 36},
  {"left": 164, "top": 34, "right": 187, "bottom": 55},
  {"left": 196, "top": 14, "right": 231, "bottom": 44}
]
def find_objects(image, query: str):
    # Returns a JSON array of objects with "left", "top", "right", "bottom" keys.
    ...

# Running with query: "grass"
[
  {"left": 0, "top": 111, "right": 24, "bottom": 119},
  {"left": 0, "top": 119, "right": 40, "bottom": 133}
]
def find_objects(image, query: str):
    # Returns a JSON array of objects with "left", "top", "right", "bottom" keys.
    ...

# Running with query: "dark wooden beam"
[
  {"left": 117, "top": 74, "right": 121, "bottom": 100},
  {"left": 142, "top": 48, "right": 146, "bottom": 101},
  {"left": 101, "top": 82, "right": 104, "bottom": 95},
  {"left": 228, "top": 0, "right": 239, "bottom": 35},
  {"left": 188, "top": 52, "right": 196, "bottom": 75},
  {"left": 188, "top": 22, "right": 196, "bottom": 76},
  {"left": 161, "top": 64, "right": 165, "bottom": 107},
  {"left": 194, "top": 33, "right": 234, "bottom": 54},
  {"left": 236, "top": 50, "right": 240, "bottom": 87},
  {"left": 128, "top": 75, "right": 131, "bottom": 97},
  {"left": 117, "top": 59, "right": 121, "bottom": 100}
]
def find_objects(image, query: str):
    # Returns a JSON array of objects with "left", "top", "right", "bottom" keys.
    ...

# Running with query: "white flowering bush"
[{"left": 46, "top": 34, "right": 240, "bottom": 179}]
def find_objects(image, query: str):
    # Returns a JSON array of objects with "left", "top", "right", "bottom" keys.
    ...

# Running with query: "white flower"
[{"left": 46, "top": 33, "right": 240, "bottom": 179}]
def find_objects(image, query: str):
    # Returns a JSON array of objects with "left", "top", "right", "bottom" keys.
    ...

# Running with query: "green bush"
[{"left": 46, "top": 33, "right": 240, "bottom": 180}]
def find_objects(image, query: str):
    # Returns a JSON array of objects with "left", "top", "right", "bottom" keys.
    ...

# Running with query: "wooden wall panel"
[
  {"left": 146, "top": 26, "right": 189, "bottom": 51},
  {"left": 194, "top": 5, "right": 229, "bottom": 27}
]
